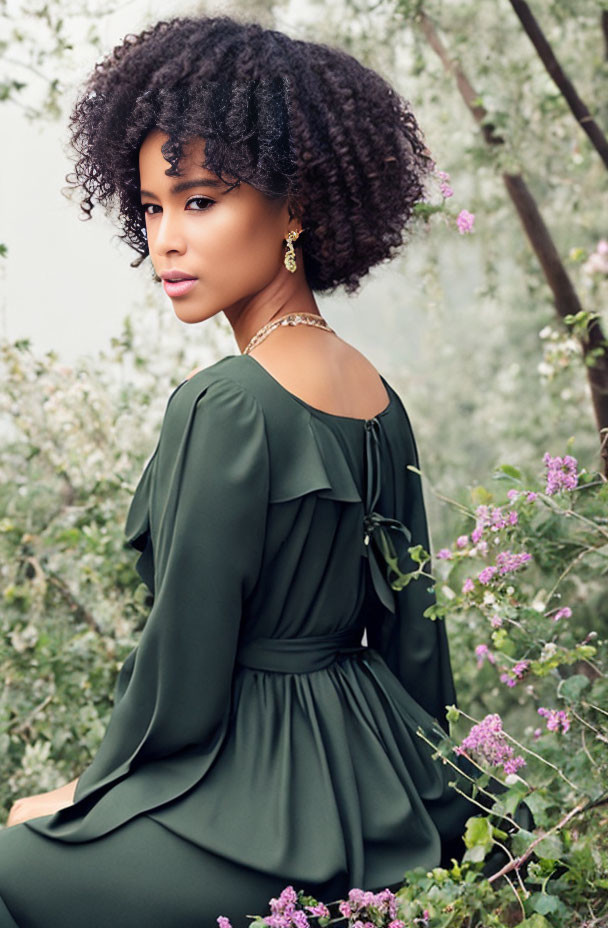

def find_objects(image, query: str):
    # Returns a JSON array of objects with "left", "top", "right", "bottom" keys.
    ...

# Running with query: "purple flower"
[
  {"left": 478, "top": 565, "right": 497, "bottom": 585},
  {"left": 436, "top": 547, "right": 452, "bottom": 559},
  {"left": 543, "top": 452, "right": 579, "bottom": 494},
  {"left": 495, "top": 550, "right": 532, "bottom": 574},
  {"left": 500, "top": 659, "right": 529, "bottom": 687},
  {"left": 490, "top": 613, "right": 503, "bottom": 627},
  {"left": 526, "top": 491, "right": 538, "bottom": 502},
  {"left": 456, "top": 534, "right": 469, "bottom": 548},
  {"left": 456, "top": 209, "right": 475, "bottom": 233},
  {"left": 552, "top": 606, "right": 572, "bottom": 623},
  {"left": 217, "top": 919, "right": 232, "bottom": 928},
  {"left": 454, "top": 712, "right": 526, "bottom": 775},
  {"left": 475, "top": 643, "right": 496, "bottom": 667},
  {"left": 462, "top": 577, "right": 475, "bottom": 593},
  {"left": 538, "top": 706, "right": 570, "bottom": 733},
  {"left": 305, "top": 902, "right": 330, "bottom": 918},
  {"left": 507, "top": 489, "right": 520, "bottom": 501},
  {"left": 470, "top": 525, "right": 484, "bottom": 544},
  {"left": 513, "top": 660, "right": 530, "bottom": 676}
]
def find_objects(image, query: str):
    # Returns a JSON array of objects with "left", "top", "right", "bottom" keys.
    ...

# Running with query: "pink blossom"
[
  {"left": 462, "top": 577, "right": 475, "bottom": 593},
  {"left": 507, "top": 510, "right": 518, "bottom": 525},
  {"left": 495, "top": 550, "right": 532, "bottom": 574},
  {"left": 552, "top": 606, "right": 572, "bottom": 622},
  {"left": 217, "top": 919, "right": 232, "bottom": 928},
  {"left": 436, "top": 547, "right": 452, "bottom": 559},
  {"left": 475, "top": 643, "right": 496, "bottom": 667},
  {"left": 478, "top": 565, "right": 497, "bottom": 585},
  {"left": 507, "top": 489, "right": 519, "bottom": 501},
  {"left": 490, "top": 614, "right": 503, "bottom": 628},
  {"left": 500, "top": 660, "right": 529, "bottom": 687},
  {"left": 543, "top": 452, "right": 579, "bottom": 494},
  {"left": 456, "top": 209, "right": 475, "bottom": 233},
  {"left": 526, "top": 491, "right": 538, "bottom": 502},
  {"left": 538, "top": 706, "right": 570, "bottom": 733},
  {"left": 454, "top": 712, "right": 525, "bottom": 775},
  {"left": 470, "top": 525, "right": 484, "bottom": 544},
  {"left": 456, "top": 534, "right": 469, "bottom": 548},
  {"left": 305, "top": 902, "right": 330, "bottom": 918}
]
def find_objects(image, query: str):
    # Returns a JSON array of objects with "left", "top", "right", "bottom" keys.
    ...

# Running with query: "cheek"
[{"left": 203, "top": 209, "right": 284, "bottom": 283}]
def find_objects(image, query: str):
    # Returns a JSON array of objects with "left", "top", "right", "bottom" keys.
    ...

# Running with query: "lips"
[
  {"left": 163, "top": 278, "right": 198, "bottom": 297},
  {"left": 160, "top": 269, "right": 198, "bottom": 281}
]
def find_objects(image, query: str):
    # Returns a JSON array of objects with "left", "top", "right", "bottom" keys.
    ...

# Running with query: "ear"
[{"left": 287, "top": 195, "right": 303, "bottom": 226}]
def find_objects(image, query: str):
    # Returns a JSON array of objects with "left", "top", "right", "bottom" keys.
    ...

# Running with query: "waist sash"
[{"left": 236, "top": 626, "right": 367, "bottom": 674}]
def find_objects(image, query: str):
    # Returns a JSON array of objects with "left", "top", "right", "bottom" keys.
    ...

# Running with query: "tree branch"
[
  {"left": 509, "top": 0, "right": 608, "bottom": 169},
  {"left": 417, "top": 9, "right": 608, "bottom": 475}
]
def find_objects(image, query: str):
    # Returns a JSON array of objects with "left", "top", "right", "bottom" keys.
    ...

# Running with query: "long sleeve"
[
  {"left": 365, "top": 418, "right": 457, "bottom": 735},
  {"left": 25, "top": 375, "right": 270, "bottom": 842}
]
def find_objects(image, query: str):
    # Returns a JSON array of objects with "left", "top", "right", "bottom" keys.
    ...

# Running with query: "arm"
[{"left": 23, "top": 376, "right": 270, "bottom": 841}]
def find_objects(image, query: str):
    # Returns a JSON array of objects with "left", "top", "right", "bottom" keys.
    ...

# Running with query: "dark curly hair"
[{"left": 65, "top": 13, "right": 436, "bottom": 295}]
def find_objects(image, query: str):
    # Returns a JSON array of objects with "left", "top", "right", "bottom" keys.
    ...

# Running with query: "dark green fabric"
[{"left": 0, "top": 354, "right": 521, "bottom": 923}]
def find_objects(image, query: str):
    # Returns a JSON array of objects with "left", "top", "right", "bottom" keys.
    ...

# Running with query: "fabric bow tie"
[{"left": 363, "top": 418, "right": 413, "bottom": 613}]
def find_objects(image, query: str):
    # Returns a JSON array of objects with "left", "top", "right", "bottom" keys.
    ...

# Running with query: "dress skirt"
[{"left": 0, "top": 814, "right": 350, "bottom": 928}]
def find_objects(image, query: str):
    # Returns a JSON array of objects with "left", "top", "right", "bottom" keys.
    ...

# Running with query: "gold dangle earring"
[{"left": 284, "top": 229, "right": 302, "bottom": 273}]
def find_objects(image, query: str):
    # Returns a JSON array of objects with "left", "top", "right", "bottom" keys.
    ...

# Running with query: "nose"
[{"left": 151, "top": 207, "right": 187, "bottom": 256}]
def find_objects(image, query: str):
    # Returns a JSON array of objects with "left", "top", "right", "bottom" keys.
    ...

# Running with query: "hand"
[{"left": 6, "top": 779, "right": 78, "bottom": 828}]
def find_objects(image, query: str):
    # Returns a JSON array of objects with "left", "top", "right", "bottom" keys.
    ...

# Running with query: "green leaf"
[
  {"left": 530, "top": 892, "right": 560, "bottom": 915},
  {"left": 559, "top": 673, "right": 590, "bottom": 703},
  {"left": 463, "top": 815, "right": 494, "bottom": 852},
  {"left": 518, "top": 916, "right": 554, "bottom": 928},
  {"left": 535, "top": 833, "right": 564, "bottom": 859},
  {"left": 496, "top": 464, "right": 522, "bottom": 480}
]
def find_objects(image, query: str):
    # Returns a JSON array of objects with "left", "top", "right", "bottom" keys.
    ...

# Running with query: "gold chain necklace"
[{"left": 242, "top": 312, "right": 336, "bottom": 356}]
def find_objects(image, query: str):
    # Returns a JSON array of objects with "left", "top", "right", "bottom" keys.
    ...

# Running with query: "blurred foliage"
[{"left": 1, "top": 0, "right": 608, "bottom": 924}]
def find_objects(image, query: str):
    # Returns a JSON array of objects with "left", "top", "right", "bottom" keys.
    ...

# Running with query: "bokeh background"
[{"left": 1, "top": 1, "right": 607, "bottom": 920}]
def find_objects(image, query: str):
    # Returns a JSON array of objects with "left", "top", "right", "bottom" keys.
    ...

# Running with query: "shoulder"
[
  {"left": 158, "top": 358, "right": 268, "bottom": 454},
  {"left": 167, "top": 354, "right": 310, "bottom": 433}
]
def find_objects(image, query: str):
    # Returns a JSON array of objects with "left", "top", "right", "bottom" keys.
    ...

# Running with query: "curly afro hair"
[{"left": 66, "top": 13, "right": 436, "bottom": 295}]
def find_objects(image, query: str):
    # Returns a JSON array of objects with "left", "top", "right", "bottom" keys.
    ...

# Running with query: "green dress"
[{"left": 0, "top": 355, "right": 527, "bottom": 927}]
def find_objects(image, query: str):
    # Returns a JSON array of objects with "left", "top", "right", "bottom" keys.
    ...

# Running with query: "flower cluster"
[
  {"left": 430, "top": 166, "right": 475, "bottom": 235},
  {"left": 538, "top": 706, "right": 570, "bottom": 734},
  {"left": 499, "top": 660, "right": 530, "bottom": 688},
  {"left": 216, "top": 885, "right": 412, "bottom": 928},
  {"left": 339, "top": 887, "right": 407, "bottom": 927},
  {"left": 543, "top": 452, "right": 579, "bottom": 495},
  {"left": 454, "top": 713, "right": 526, "bottom": 776}
]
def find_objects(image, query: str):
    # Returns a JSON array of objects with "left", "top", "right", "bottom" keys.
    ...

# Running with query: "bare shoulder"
[{"left": 249, "top": 332, "right": 389, "bottom": 419}]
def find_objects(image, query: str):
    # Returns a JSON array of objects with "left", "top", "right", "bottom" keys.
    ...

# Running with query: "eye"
[
  {"left": 186, "top": 196, "right": 215, "bottom": 211},
  {"left": 139, "top": 196, "right": 215, "bottom": 216}
]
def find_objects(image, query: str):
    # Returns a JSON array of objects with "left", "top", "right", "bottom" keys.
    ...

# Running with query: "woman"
[{"left": 0, "top": 13, "right": 530, "bottom": 927}]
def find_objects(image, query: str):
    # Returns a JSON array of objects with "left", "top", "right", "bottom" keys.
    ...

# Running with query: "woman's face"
[{"left": 138, "top": 128, "right": 303, "bottom": 337}]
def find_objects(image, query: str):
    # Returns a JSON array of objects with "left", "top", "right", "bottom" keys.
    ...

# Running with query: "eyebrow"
[{"left": 139, "top": 177, "right": 228, "bottom": 199}]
